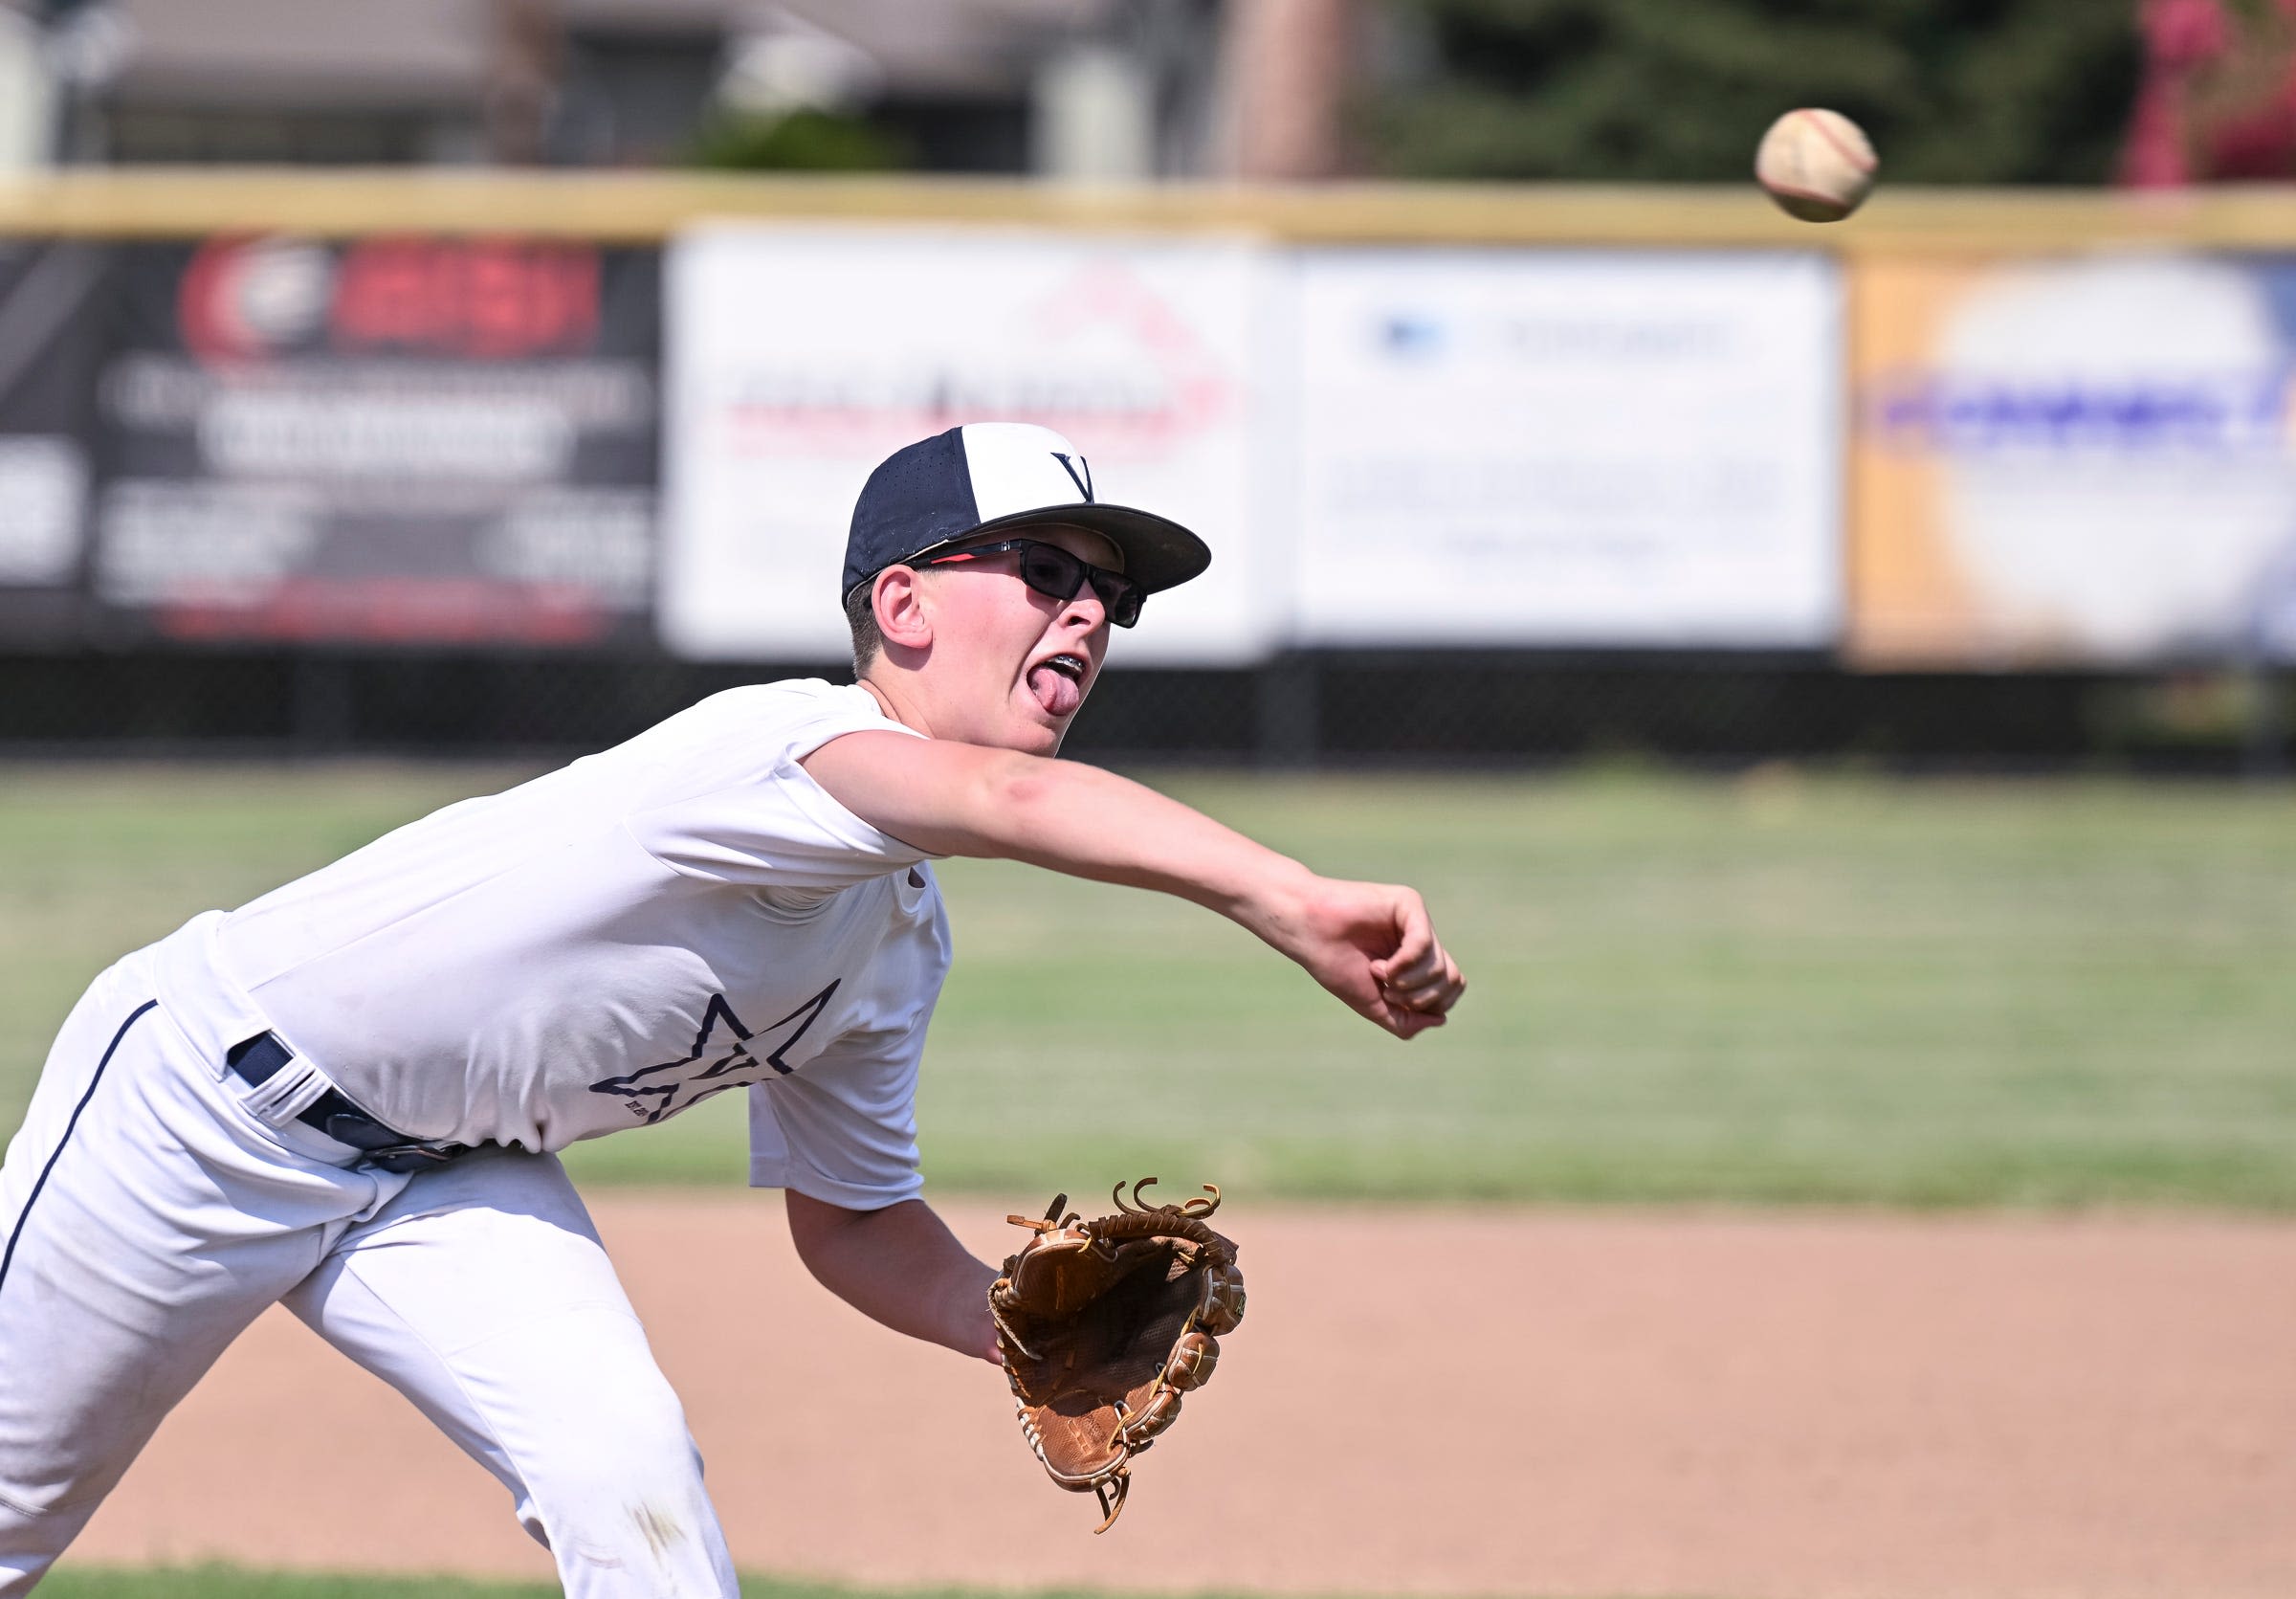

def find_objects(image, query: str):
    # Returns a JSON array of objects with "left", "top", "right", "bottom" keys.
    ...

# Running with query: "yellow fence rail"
[{"left": 0, "top": 167, "right": 2292, "bottom": 253}]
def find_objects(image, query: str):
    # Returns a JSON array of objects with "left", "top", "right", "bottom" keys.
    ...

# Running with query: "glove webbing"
[{"left": 994, "top": 1181, "right": 1236, "bottom": 1532}]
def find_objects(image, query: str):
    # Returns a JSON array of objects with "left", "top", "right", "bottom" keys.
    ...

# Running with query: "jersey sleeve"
[
  {"left": 631, "top": 683, "right": 938, "bottom": 892},
  {"left": 744, "top": 1017, "right": 926, "bottom": 1210}
]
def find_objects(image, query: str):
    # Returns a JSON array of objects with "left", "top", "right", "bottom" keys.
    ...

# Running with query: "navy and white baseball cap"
[{"left": 842, "top": 423, "right": 1210, "bottom": 602}]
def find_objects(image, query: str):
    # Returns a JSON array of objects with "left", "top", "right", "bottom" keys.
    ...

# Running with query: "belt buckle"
[{"left": 358, "top": 1142, "right": 464, "bottom": 1174}]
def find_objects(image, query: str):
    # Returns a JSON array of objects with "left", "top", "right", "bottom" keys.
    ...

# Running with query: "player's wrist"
[
  {"left": 951, "top": 1278, "right": 1002, "bottom": 1363},
  {"left": 1226, "top": 860, "right": 1325, "bottom": 957}
]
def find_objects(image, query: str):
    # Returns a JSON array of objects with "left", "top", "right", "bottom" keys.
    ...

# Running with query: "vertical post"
[
  {"left": 2243, "top": 663, "right": 2286, "bottom": 781},
  {"left": 0, "top": 8, "right": 55, "bottom": 171},
  {"left": 1255, "top": 654, "right": 1318, "bottom": 768},
  {"left": 292, "top": 655, "right": 353, "bottom": 754},
  {"left": 1213, "top": 0, "right": 1357, "bottom": 180},
  {"left": 485, "top": 0, "right": 563, "bottom": 166}
]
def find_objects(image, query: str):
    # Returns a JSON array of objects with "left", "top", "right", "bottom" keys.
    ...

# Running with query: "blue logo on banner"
[{"left": 1872, "top": 366, "right": 2291, "bottom": 456}]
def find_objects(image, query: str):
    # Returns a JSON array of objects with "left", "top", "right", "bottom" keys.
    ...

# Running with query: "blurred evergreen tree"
[
  {"left": 688, "top": 108, "right": 910, "bottom": 172},
  {"left": 1362, "top": 0, "right": 2144, "bottom": 182}
]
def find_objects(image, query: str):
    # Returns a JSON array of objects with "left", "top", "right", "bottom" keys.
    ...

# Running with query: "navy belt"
[{"left": 226, "top": 1032, "right": 475, "bottom": 1174}]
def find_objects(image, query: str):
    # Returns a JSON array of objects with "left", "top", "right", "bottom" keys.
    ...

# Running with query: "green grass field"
[{"left": 2, "top": 762, "right": 2292, "bottom": 1208}]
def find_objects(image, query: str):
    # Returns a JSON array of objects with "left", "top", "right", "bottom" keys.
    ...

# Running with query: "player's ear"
[{"left": 872, "top": 566, "right": 934, "bottom": 653}]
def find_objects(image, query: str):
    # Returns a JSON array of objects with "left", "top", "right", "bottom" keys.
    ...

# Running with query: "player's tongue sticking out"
[{"left": 1027, "top": 659, "right": 1083, "bottom": 719}]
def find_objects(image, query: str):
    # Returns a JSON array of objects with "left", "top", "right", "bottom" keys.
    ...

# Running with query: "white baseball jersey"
[{"left": 210, "top": 678, "right": 950, "bottom": 1209}]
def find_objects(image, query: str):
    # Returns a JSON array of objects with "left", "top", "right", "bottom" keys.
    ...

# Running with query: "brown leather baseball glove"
[{"left": 988, "top": 1178, "right": 1246, "bottom": 1532}]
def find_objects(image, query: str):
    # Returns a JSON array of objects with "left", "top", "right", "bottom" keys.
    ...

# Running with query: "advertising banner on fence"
[
  {"left": 1291, "top": 250, "right": 1843, "bottom": 648},
  {"left": 0, "top": 241, "right": 108, "bottom": 645},
  {"left": 92, "top": 235, "right": 660, "bottom": 646},
  {"left": 663, "top": 224, "right": 1279, "bottom": 664},
  {"left": 1852, "top": 255, "right": 2296, "bottom": 667}
]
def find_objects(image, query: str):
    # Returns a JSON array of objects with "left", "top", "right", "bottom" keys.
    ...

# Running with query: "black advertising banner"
[
  {"left": 0, "top": 241, "right": 109, "bottom": 646},
  {"left": 94, "top": 235, "right": 659, "bottom": 646}
]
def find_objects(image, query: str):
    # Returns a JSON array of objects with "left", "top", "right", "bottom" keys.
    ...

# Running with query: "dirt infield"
[{"left": 71, "top": 1196, "right": 2296, "bottom": 1599}]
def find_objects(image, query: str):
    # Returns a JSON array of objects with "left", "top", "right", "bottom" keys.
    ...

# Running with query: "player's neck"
[{"left": 855, "top": 674, "right": 935, "bottom": 739}]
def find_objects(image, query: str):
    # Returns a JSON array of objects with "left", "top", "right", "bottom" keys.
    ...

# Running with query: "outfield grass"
[{"left": 2, "top": 762, "right": 2292, "bottom": 1208}]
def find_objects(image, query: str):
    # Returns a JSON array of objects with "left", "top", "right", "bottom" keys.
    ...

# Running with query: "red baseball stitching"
[{"left": 1798, "top": 109, "right": 1876, "bottom": 175}]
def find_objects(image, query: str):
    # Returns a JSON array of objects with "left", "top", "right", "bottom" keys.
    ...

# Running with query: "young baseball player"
[{"left": 0, "top": 422, "right": 1465, "bottom": 1597}]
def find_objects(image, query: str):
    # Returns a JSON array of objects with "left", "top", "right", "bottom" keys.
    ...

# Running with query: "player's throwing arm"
[{"left": 800, "top": 735, "right": 1466, "bottom": 1039}]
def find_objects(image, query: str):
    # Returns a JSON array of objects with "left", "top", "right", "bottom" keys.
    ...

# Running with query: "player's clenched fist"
[{"left": 1249, "top": 874, "right": 1466, "bottom": 1039}]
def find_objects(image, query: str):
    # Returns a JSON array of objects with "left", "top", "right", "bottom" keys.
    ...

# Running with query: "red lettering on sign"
[
  {"left": 160, "top": 577, "right": 608, "bottom": 645},
  {"left": 331, "top": 239, "right": 601, "bottom": 358}
]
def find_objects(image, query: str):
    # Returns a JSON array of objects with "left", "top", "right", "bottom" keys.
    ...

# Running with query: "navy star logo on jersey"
[{"left": 588, "top": 982, "right": 841, "bottom": 1126}]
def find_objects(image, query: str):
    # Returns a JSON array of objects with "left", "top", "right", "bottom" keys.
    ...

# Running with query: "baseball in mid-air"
[{"left": 1755, "top": 108, "right": 1877, "bottom": 222}]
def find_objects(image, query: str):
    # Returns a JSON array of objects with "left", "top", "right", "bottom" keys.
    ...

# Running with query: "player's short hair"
[{"left": 845, "top": 579, "right": 882, "bottom": 676}]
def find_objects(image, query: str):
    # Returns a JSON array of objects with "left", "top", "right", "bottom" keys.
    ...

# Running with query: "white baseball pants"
[{"left": 0, "top": 923, "right": 740, "bottom": 1597}]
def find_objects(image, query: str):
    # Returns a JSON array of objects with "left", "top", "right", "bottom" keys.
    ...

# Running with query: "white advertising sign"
[
  {"left": 1292, "top": 250, "right": 1843, "bottom": 647},
  {"left": 663, "top": 225, "right": 1280, "bottom": 663}
]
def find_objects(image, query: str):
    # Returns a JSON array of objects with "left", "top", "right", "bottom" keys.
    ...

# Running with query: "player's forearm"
[
  {"left": 894, "top": 745, "right": 1318, "bottom": 941},
  {"left": 991, "top": 760, "right": 1324, "bottom": 947},
  {"left": 806, "top": 732, "right": 1463, "bottom": 1038},
  {"left": 783, "top": 1191, "right": 1000, "bottom": 1363}
]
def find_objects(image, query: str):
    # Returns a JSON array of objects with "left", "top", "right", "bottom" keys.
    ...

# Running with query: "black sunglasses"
[{"left": 916, "top": 539, "right": 1145, "bottom": 628}]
